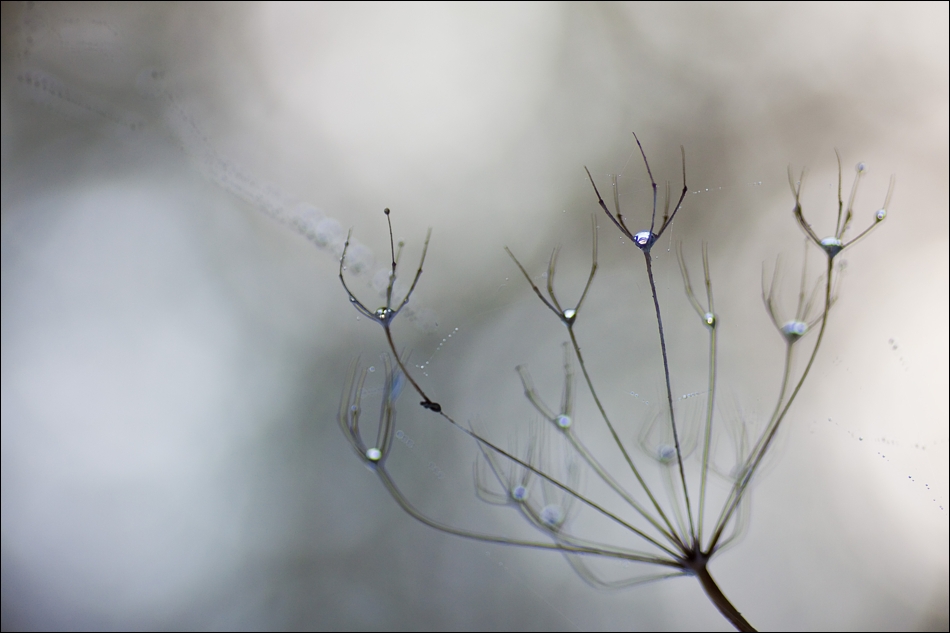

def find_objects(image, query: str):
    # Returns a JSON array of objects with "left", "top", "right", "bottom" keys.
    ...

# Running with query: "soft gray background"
[{"left": 1, "top": 2, "right": 947, "bottom": 630}]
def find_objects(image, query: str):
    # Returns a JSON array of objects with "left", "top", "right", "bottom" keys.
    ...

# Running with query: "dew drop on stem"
[
  {"left": 781, "top": 320, "right": 808, "bottom": 342},
  {"left": 634, "top": 231, "right": 655, "bottom": 249},
  {"left": 540, "top": 505, "right": 564, "bottom": 528},
  {"left": 820, "top": 236, "right": 844, "bottom": 258}
]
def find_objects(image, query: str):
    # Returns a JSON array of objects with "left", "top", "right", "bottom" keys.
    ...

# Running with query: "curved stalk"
[
  {"left": 383, "top": 323, "right": 678, "bottom": 555},
  {"left": 567, "top": 430, "right": 683, "bottom": 550},
  {"left": 710, "top": 258, "right": 834, "bottom": 551},
  {"left": 695, "top": 565, "right": 756, "bottom": 632},
  {"left": 376, "top": 467, "right": 679, "bottom": 567}
]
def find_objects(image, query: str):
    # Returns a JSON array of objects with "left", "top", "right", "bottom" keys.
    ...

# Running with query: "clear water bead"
[
  {"left": 820, "top": 236, "right": 844, "bottom": 258},
  {"left": 555, "top": 414, "right": 572, "bottom": 429},
  {"left": 657, "top": 445, "right": 676, "bottom": 463},
  {"left": 633, "top": 231, "right": 655, "bottom": 249},
  {"left": 375, "top": 307, "right": 392, "bottom": 319},
  {"left": 875, "top": 208, "right": 887, "bottom": 221},
  {"left": 540, "top": 504, "right": 565, "bottom": 528},
  {"left": 781, "top": 320, "right": 808, "bottom": 341},
  {"left": 704, "top": 312, "right": 716, "bottom": 327},
  {"left": 510, "top": 485, "right": 528, "bottom": 502},
  {"left": 365, "top": 448, "right": 382, "bottom": 461},
  {"left": 856, "top": 162, "right": 867, "bottom": 174},
  {"left": 563, "top": 308, "right": 577, "bottom": 321}
]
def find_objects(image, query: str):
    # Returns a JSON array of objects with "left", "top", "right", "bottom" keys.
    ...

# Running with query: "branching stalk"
[{"left": 335, "top": 146, "right": 890, "bottom": 632}]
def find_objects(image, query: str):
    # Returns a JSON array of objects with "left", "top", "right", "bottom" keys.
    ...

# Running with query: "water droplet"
[
  {"left": 368, "top": 366, "right": 375, "bottom": 373},
  {"left": 555, "top": 414, "right": 572, "bottom": 429},
  {"left": 875, "top": 208, "right": 886, "bottom": 221},
  {"left": 633, "top": 231, "right": 655, "bottom": 249},
  {"left": 395, "top": 430, "right": 404, "bottom": 439},
  {"left": 781, "top": 320, "right": 808, "bottom": 341},
  {"left": 563, "top": 308, "right": 576, "bottom": 321},
  {"left": 704, "top": 312, "right": 716, "bottom": 327},
  {"left": 366, "top": 448, "right": 382, "bottom": 461},
  {"left": 657, "top": 445, "right": 676, "bottom": 463},
  {"left": 820, "top": 236, "right": 843, "bottom": 258},
  {"left": 856, "top": 162, "right": 867, "bottom": 174},
  {"left": 349, "top": 405, "right": 358, "bottom": 413},
  {"left": 540, "top": 504, "right": 564, "bottom": 528},
  {"left": 375, "top": 307, "right": 392, "bottom": 320},
  {"left": 511, "top": 485, "right": 528, "bottom": 501}
]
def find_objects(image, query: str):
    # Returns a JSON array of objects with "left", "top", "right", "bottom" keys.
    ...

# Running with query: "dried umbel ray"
[{"left": 336, "top": 137, "right": 893, "bottom": 632}]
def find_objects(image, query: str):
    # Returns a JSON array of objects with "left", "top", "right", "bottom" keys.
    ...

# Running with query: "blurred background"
[{"left": 1, "top": 2, "right": 947, "bottom": 630}]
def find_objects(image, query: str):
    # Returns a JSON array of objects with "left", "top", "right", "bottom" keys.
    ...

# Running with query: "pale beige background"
[{"left": 1, "top": 2, "right": 947, "bottom": 630}]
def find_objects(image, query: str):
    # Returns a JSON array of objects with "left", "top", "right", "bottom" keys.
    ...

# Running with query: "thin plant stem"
[
  {"left": 678, "top": 241, "right": 718, "bottom": 547},
  {"left": 384, "top": 322, "right": 681, "bottom": 555},
  {"left": 567, "top": 327, "right": 686, "bottom": 550},
  {"left": 505, "top": 238, "right": 685, "bottom": 549},
  {"left": 698, "top": 310, "right": 717, "bottom": 546},
  {"left": 566, "top": 424, "right": 684, "bottom": 549},
  {"left": 644, "top": 252, "right": 696, "bottom": 543},
  {"left": 375, "top": 466, "right": 678, "bottom": 566},
  {"left": 710, "top": 258, "right": 833, "bottom": 551}
]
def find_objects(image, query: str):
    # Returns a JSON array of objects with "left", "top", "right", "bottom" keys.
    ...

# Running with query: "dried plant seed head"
[
  {"left": 820, "top": 236, "right": 844, "bottom": 258},
  {"left": 331, "top": 144, "right": 889, "bottom": 633},
  {"left": 780, "top": 320, "right": 809, "bottom": 342}
]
